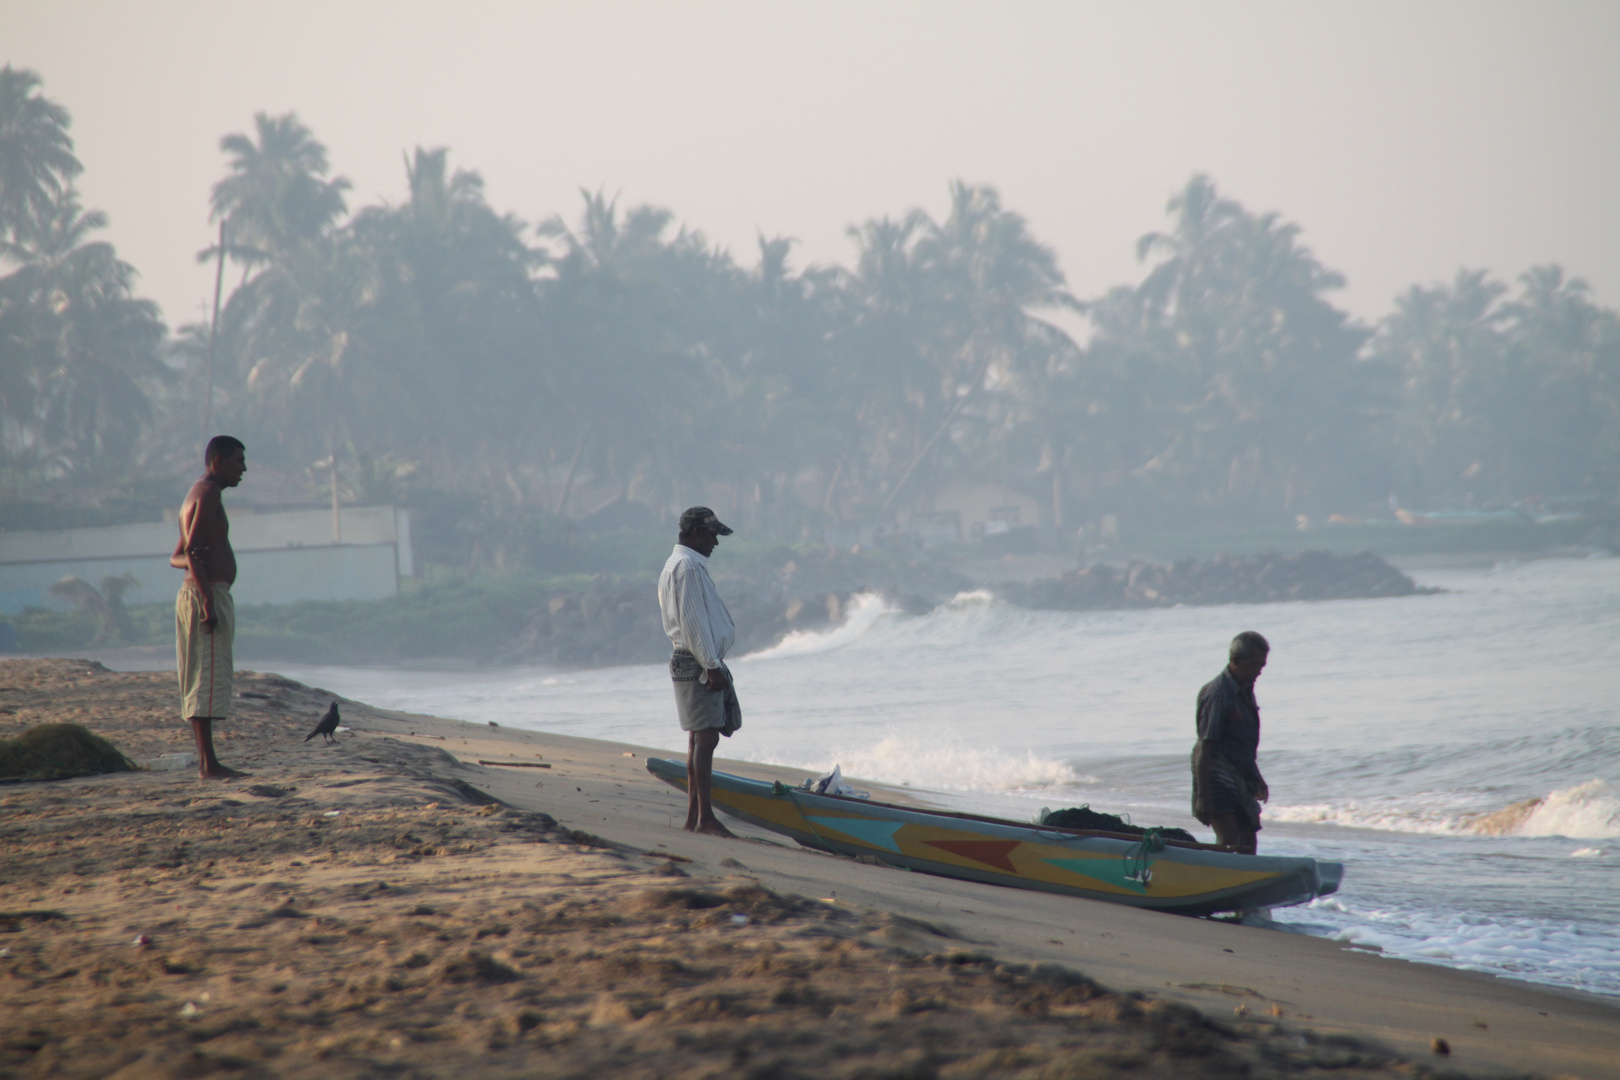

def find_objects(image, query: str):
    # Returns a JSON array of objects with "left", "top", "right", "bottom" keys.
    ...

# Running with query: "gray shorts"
[{"left": 671, "top": 651, "right": 741, "bottom": 736}]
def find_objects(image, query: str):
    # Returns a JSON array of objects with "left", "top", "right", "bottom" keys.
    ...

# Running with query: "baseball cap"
[{"left": 678, "top": 506, "right": 734, "bottom": 536}]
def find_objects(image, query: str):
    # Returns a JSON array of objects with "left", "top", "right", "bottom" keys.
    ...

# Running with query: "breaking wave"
[
  {"left": 742, "top": 592, "right": 897, "bottom": 661},
  {"left": 1467, "top": 780, "right": 1620, "bottom": 840},
  {"left": 759, "top": 735, "right": 1083, "bottom": 795},
  {"left": 1268, "top": 780, "right": 1620, "bottom": 839}
]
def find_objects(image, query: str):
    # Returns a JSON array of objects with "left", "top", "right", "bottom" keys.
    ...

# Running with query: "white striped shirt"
[{"left": 658, "top": 544, "right": 734, "bottom": 670}]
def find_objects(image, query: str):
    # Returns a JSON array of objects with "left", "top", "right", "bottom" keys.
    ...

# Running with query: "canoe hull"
[{"left": 648, "top": 758, "right": 1341, "bottom": 917}]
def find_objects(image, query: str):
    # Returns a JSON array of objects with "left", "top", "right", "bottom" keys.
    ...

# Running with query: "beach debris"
[
  {"left": 323, "top": 810, "right": 341, "bottom": 817},
  {"left": 622, "top": 752, "right": 636, "bottom": 757},
  {"left": 304, "top": 702, "right": 340, "bottom": 744},
  {"left": 800, "top": 764, "right": 870, "bottom": 799},
  {"left": 1233, "top": 1003, "right": 1248, "bottom": 1016},
  {"left": 477, "top": 759, "right": 550, "bottom": 768},
  {"left": 730, "top": 913, "right": 749, "bottom": 925},
  {"left": 247, "top": 784, "right": 293, "bottom": 799},
  {"left": 1431, "top": 1037, "right": 1451, "bottom": 1055},
  {"left": 0, "top": 723, "right": 136, "bottom": 782},
  {"left": 1471, "top": 1020, "right": 1488, "bottom": 1030},
  {"left": 488, "top": 721, "right": 499, "bottom": 727},
  {"left": 132, "top": 934, "right": 152, "bottom": 947},
  {"left": 179, "top": 1002, "right": 199, "bottom": 1017}
]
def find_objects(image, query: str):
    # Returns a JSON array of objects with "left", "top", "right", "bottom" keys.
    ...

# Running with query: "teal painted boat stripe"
[
  {"left": 1042, "top": 857, "right": 1149, "bottom": 895},
  {"left": 807, "top": 815, "right": 904, "bottom": 853}
]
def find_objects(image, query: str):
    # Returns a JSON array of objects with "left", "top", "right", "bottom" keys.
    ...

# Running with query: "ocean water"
[{"left": 279, "top": 556, "right": 1620, "bottom": 998}]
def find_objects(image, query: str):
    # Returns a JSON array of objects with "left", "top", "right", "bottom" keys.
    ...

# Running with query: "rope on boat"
[{"left": 1123, "top": 827, "right": 1165, "bottom": 887}]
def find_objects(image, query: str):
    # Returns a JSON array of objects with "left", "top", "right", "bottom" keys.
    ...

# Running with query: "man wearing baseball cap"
[{"left": 658, "top": 506, "right": 742, "bottom": 836}]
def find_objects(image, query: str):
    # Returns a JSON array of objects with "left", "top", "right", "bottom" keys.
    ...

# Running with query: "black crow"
[{"left": 305, "top": 702, "right": 340, "bottom": 744}]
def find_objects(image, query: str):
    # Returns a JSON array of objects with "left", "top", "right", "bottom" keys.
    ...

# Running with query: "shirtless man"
[{"left": 170, "top": 435, "right": 248, "bottom": 779}]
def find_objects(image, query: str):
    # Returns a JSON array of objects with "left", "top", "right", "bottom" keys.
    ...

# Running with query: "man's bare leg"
[
  {"left": 686, "top": 728, "right": 734, "bottom": 837},
  {"left": 1210, "top": 812, "right": 1256, "bottom": 854},
  {"left": 189, "top": 717, "right": 247, "bottom": 780},
  {"left": 684, "top": 735, "right": 701, "bottom": 831}
]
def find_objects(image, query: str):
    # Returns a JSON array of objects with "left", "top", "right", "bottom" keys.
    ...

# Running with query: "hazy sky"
[{"left": 6, "top": 0, "right": 1618, "bottom": 329}]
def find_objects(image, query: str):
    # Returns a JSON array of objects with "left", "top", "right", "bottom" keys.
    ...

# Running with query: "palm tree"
[
  {"left": 1498, "top": 267, "right": 1620, "bottom": 498},
  {"left": 22, "top": 191, "right": 165, "bottom": 473},
  {"left": 838, "top": 183, "right": 1078, "bottom": 517},
  {"left": 1090, "top": 175, "right": 1378, "bottom": 521},
  {"left": 0, "top": 69, "right": 164, "bottom": 487},
  {"left": 204, "top": 114, "right": 364, "bottom": 470},
  {"left": 205, "top": 112, "right": 350, "bottom": 270},
  {"left": 0, "top": 66, "right": 80, "bottom": 257},
  {"left": 348, "top": 147, "right": 544, "bottom": 477},
  {"left": 537, "top": 191, "right": 728, "bottom": 516},
  {"left": 1368, "top": 269, "right": 1508, "bottom": 507}
]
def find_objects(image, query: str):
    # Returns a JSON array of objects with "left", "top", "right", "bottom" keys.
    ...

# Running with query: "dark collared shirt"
[{"left": 1196, "top": 667, "right": 1262, "bottom": 786}]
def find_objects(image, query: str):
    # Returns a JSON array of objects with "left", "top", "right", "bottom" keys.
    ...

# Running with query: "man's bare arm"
[{"left": 176, "top": 484, "right": 222, "bottom": 628}]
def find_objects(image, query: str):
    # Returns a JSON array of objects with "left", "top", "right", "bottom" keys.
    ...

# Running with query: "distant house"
[
  {"left": 0, "top": 505, "right": 414, "bottom": 615},
  {"left": 903, "top": 484, "right": 1044, "bottom": 545}
]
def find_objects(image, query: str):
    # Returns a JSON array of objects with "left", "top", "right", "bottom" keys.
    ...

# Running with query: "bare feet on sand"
[
  {"left": 693, "top": 818, "right": 735, "bottom": 838},
  {"left": 200, "top": 764, "right": 250, "bottom": 780}
]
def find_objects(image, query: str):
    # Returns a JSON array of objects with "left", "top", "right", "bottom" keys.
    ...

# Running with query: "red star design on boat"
[{"left": 922, "top": 839, "right": 1021, "bottom": 873}]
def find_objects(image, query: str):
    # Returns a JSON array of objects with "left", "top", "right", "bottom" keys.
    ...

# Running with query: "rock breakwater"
[{"left": 1000, "top": 550, "right": 1428, "bottom": 611}]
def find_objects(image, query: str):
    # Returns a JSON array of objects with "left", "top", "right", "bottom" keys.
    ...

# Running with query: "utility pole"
[
  {"left": 202, "top": 220, "right": 227, "bottom": 440},
  {"left": 330, "top": 439, "right": 342, "bottom": 544}
]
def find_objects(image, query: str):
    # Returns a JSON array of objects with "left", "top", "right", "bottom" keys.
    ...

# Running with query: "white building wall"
[{"left": 0, "top": 505, "right": 412, "bottom": 614}]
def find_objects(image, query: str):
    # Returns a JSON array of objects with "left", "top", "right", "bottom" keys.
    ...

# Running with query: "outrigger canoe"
[{"left": 647, "top": 758, "right": 1342, "bottom": 917}]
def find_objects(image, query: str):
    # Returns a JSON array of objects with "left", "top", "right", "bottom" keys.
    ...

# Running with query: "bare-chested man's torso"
[{"left": 170, "top": 448, "right": 246, "bottom": 596}]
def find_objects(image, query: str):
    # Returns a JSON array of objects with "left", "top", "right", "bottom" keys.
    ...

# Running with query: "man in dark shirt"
[{"left": 1191, "top": 631, "right": 1271, "bottom": 853}]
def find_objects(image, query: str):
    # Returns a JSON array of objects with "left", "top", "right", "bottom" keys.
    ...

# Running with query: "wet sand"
[{"left": 2, "top": 658, "right": 1617, "bottom": 1079}]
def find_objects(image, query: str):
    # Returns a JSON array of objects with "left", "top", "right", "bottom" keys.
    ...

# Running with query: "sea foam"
[{"left": 1283, "top": 898, "right": 1620, "bottom": 996}]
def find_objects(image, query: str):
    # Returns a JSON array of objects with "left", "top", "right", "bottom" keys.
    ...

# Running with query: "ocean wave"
[
  {"left": 1268, "top": 780, "right": 1620, "bottom": 839},
  {"left": 762, "top": 735, "right": 1083, "bottom": 795},
  {"left": 1266, "top": 799, "right": 1469, "bottom": 835},
  {"left": 742, "top": 591, "right": 896, "bottom": 661},
  {"left": 1467, "top": 780, "right": 1620, "bottom": 839}
]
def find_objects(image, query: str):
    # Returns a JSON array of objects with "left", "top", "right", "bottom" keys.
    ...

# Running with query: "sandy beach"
[{"left": 2, "top": 658, "right": 1617, "bottom": 1079}]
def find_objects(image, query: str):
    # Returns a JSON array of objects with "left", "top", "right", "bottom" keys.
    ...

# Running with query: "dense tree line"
[{"left": 3, "top": 69, "right": 1617, "bottom": 556}]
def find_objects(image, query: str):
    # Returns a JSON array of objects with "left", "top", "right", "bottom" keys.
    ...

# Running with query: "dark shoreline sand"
[{"left": 2, "top": 659, "right": 1617, "bottom": 1079}]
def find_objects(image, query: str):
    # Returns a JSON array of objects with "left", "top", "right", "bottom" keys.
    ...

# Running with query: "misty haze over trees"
[{"left": 4, "top": 69, "right": 1618, "bottom": 570}]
